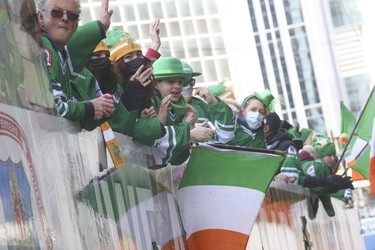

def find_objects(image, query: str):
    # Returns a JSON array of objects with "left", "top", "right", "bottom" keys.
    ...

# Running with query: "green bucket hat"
[
  {"left": 153, "top": 57, "right": 192, "bottom": 83},
  {"left": 312, "top": 134, "right": 336, "bottom": 158},
  {"left": 181, "top": 61, "right": 201, "bottom": 77},
  {"left": 242, "top": 88, "right": 274, "bottom": 112}
]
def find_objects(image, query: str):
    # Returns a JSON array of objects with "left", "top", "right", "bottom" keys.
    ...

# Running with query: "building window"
[
  {"left": 283, "top": 0, "right": 304, "bottom": 25},
  {"left": 255, "top": 35, "right": 270, "bottom": 89},
  {"left": 306, "top": 107, "right": 326, "bottom": 134},
  {"left": 269, "top": 0, "right": 279, "bottom": 28},
  {"left": 248, "top": 0, "right": 258, "bottom": 32},
  {"left": 329, "top": 0, "right": 362, "bottom": 27},
  {"left": 289, "top": 27, "right": 320, "bottom": 106},
  {"left": 344, "top": 73, "right": 371, "bottom": 114},
  {"left": 178, "top": 0, "right": 191, "bottom": 17},
  {"left": 260, "top": 0, "right": 270, "bottom": 29}
]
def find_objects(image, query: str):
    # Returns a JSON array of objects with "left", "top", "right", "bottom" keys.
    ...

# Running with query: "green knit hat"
[
  {"left": 312, "top": 134, "right": 336, "bottom": 158},
  {"left": 242, "top": 88, "right": 274, "bottom": 112},
  {"left": 300, "top": 128, "right": 313, "bottom": 143},
  {"left": 104, "top": 29, "right": 141, "bottom": 62},
  {"left": 153, "top": 57, "right": 192, "bottom": 83}
]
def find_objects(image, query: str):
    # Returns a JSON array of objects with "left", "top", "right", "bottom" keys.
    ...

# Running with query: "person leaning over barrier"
[
  {"left": 70, "top": 41, "right": 141, "bottom": 134},
  {"left": 300, "top": 134, "right": 354, "bottom": 218},
  {"left": 37, "top": 0, "right": 114, "bottom": 125},
  {"left": 148, "top": 57, "right": 215, "bottom": 167},
  {"left": 233, "top": 89, "right": 275, "bottom": 148},
  {"left": 72, "top": 21, "right": 161, "bottom": 133},
  {"left": 101, "top": 28, "right": 170, "bottom": 145},
  {"left": 181, "top": 61, "right": 236, "bottom": 144},
  {"left": 262, "top": 113, "right": 354, "bottom": 196}
]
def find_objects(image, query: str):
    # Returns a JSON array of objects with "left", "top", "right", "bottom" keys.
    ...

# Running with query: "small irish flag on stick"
[
  {"left": 177, "top": 144, "right": 284, "bottom": 249},
  {"left": 100, "top": 121, "right": 126, "bottom": 168}
]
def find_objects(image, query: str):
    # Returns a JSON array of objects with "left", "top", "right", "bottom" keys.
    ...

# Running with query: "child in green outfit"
[
  {"left": 302, "top": 134, "right": 337, "bottom": 219},
  {"left": 149, "top": 57, "right": 215, "bottom": 167}
]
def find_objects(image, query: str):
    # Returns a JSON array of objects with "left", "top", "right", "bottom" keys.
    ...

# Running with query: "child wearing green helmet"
[{"left": 148, "top": 57, "right": 215, "bottom": 167}]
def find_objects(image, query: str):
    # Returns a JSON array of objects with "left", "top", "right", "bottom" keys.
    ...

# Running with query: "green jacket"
[
  {"left": 146, "top": 95, "right": 190, "bottom": 166},
  {"left": 301, "top": 159, "right": 331, "bottom": 195},
  {"left": 191, "top": 96, "right": 236, "bottom": 144},
  {"left": 233, "top": 123, "right": 266, "bottom": 149},
  {"left": 42, "top": 21, "right": 103, "bottom": 121},
  {"left": 72, "top": 68, "right": 138, "bottom": 134},
  {"left": 130, "top": 117, "right": 164, "bottom": 146}
]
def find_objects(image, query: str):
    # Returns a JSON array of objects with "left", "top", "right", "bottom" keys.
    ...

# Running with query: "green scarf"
[{"left": 164, "top": 95, "right": 187, "bottom": 119}]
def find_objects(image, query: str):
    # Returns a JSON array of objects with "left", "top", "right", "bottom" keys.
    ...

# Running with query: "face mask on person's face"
[
  {"left": 182, "top": 87, "right": 193, "bottom": 103},
  {"left": 89, "top": 57, "right": 111, "bottom": 71},
  {"left": 182, "top": 87, "right": 193, "bottom": 97},
  {"left": 245, "top": 111, "right": 263, "bottom": 130},
  {"left": 124, "top": 57, "right": 145, "bottom": 75}
]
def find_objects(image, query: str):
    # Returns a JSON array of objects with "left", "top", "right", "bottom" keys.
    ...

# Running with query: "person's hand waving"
[{"left": 99, "top": 0, "right": 113, "bottom": 31}]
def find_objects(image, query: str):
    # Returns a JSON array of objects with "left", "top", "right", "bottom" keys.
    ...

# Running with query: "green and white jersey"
[
  {"left": 278, "top": 145, "right": 302, "bottom": 182},
  {"left": 191, "top": 96, "right": 236, "bottom": 144},
  {"left": 233, "top": 123, "right": 266, "bottom": 149},
  {"left": 42, "top": 21, "right": 103, "bottom": 121},
  {"left": 150, "top": 122, "right": 190, "bottom": 166},
  {"left": 149, "top": 96, "right": 191, "bottom": 166}
]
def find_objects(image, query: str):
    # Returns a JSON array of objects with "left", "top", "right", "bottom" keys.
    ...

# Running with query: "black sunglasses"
[
  {"left": 183, "top": 78, "right": 196, "bottom": 87},
  {"left": 50, "top": 9, "right": 79, "bottom": 22}
]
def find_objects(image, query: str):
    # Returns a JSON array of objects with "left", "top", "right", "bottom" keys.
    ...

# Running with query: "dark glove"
[
  {"left": 121, "top": 80, "right": 145, "bottom": 111},
  {"left": 324, "top": 175, "right": 354, "bottom": 193}
]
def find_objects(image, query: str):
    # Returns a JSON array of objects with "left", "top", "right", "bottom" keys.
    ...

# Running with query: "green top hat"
[
  {"left": 153, "top": 57, "right": 192, "bottom": 83},
  {"left": 242, "top": 88, "right": 274, "bottom": 112}
]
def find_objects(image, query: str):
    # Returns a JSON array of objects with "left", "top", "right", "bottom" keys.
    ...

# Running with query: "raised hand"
[
  {"left": 158, "top": 95, "right": 171, "bottom": 125},
  {"left": 195, "top": 87, "right": 218, "bottom": 104},
  {"left": 99, "top": 0, "right": 113, "bottom": 31},
  {"left": 182, "top": 111, "right": 195, "bottom": 124},
  {"left": 130, "top": 65, "right": 152, "bottom": 87},
  {"left": 149, "top": 19, "right": 161, "bottom": 52}
]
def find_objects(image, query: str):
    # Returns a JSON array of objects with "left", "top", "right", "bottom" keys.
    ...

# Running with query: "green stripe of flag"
[{"left": 178, "top": 145, "right": 285, "bottom": 192}]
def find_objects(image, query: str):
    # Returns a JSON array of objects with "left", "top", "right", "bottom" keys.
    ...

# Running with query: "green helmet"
[
  {"left": 181, "top": 61, "right": 201, "bottom": 77},
  {"left": 181, "top": 61, "right": 201, "bottom": 87},
  {"left": 153, "top": 57, "right": 192, "bottom": 83}
]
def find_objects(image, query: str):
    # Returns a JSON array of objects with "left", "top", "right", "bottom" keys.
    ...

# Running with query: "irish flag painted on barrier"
[{"left": 177, "top": 144, "right": 284, "bottom": 249}]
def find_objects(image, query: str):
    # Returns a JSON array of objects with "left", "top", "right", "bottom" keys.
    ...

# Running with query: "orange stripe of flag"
[
  {"left": 187, "top": 229, "right": 248, "bottom": 250},
  {"left": 370, "top": 156, "right": 375, "bottom": 195}
]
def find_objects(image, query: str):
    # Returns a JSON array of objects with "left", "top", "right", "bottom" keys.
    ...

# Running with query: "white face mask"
[
  {"left": 182, "top": 87, "right": 193, "bottom": 97},
  {"left": 245, "top": 111, "right": 263, "bottom": 130}
]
